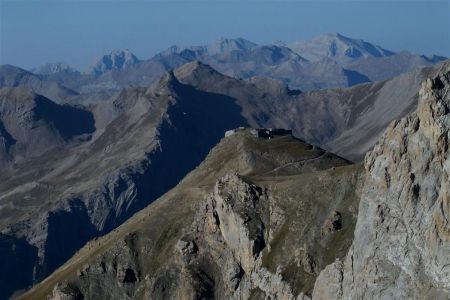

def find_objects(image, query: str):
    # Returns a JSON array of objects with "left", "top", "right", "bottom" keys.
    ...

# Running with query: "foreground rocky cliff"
[
  {"left": 313, "top": 62, "right": 450, "bottom": 299},
  {"left": 20, "top": 129, "right": 363, "bottom": 299}
]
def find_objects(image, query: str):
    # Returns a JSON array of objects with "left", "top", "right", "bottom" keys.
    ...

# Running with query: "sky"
[{"left": 0, "top": 0, "right": 449, "bottom": 71}]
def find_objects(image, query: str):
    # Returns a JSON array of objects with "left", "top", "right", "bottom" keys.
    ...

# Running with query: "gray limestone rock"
[{"left": 313, "top": 61, "right": 450, "bottom": 300}]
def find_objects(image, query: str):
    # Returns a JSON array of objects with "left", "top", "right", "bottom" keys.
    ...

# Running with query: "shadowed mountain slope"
[
  {"left": 174, "top": 61, "right": 440, "bottom": 161},
  {"left": 0, "top": 87, "right": 95, "bottom": 168}
]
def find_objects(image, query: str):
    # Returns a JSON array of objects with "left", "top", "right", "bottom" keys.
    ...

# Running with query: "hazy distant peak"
[
  {"left": 158, "top": 38, "right": 258, "bottom": 58},
  {"left": 104, "top": 48, "right": 139, "bottom": 62},
  {"left": 32, "top": 62, "right": 78, "bottom": 75},
  {"left": 206, "top": 37, "right": 258, "bottom": 54},
  {"left": 288, "top": 33, "right": 395, "bottom": 63},
  {"left": 85, "top": 48, "right": 141, "bottom": 76}
]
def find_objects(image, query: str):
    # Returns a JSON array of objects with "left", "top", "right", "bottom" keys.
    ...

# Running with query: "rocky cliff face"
[{"left": 313, "top": 62, "right": 450, "bottom": 299}]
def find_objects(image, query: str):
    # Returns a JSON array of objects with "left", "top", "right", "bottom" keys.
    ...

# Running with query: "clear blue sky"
[{"left": 1, "top": 0, "right": 449, "bottom": 71}]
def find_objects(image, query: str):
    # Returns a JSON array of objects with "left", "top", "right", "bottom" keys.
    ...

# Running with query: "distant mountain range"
[{"left": 20, "top": 33, "right": 445, "bottom": 97}]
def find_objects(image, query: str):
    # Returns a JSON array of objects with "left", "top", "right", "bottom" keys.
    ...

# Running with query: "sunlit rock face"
[{"left": 313, "top": 62, "right": 450, "bottom": 300}]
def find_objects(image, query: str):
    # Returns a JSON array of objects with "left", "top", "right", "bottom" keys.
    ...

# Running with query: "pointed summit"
[
  {"left": 174, "top": 61, "right": 220, "bottom": 80},
  {"left": 288, "top": 33, "right": 395, "bottom": 63},
  {"left": 147, "top": 69, "right": 183, "bottom": 98},
  {"left": 85, "top": 49, "right": 141, "bottom": 76}
]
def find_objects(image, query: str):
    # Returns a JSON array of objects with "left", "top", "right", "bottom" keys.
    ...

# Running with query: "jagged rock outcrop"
[
  {"left": 212, "top": 175, "right": 267, "bottom": 273},
  {"left": 49, "top": 283, "right": 83, "bottom": 300},
  {"left": 206, "top": 174, "right": 311, "bottom": 299},
  {"left": 313, "top": 62, "right": 450, "bottom": 299}
]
